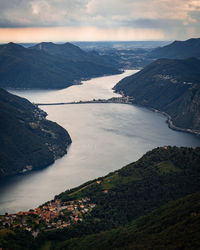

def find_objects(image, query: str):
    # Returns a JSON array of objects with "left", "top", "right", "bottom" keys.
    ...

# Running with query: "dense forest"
[
  {"left": 114, "top": 38, "right": 200, "bottom": 133},
  {"left": 0, "top": 42, "right": 120, "bottom": 89},
  {"left": 0, "top": 88, "right": 71, "bottom": 178},
  {"left": 1, "top": 146, "right": 199, "bottom": 249},
  {"left": 55, "top": 191, "right": 200, "bottom": 250},
  {"left": 114, "top": 57, "right": 200, "bottom": 132}
]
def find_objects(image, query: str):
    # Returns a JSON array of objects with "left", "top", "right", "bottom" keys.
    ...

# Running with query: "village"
[{"left": 0, "top": 197, "right": 96, "bottom": 236}]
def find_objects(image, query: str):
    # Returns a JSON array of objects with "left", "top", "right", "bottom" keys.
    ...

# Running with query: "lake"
[{"left": 1, "top": 70, "right": 200, "bottom": 214}]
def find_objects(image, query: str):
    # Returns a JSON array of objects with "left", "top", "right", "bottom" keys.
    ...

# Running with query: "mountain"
[
  {"left": 114, "top": 57, "right": 200, "bottom": 133},
  {"left": 0, "top": 88, "right": 71, "bottom": 178},
  {"left": 57, "top": 192, "right": 200, "bottom": 250},
  {"left": 55, "top": 146, "right": 200, "bottom": 227},
  {"left": 0, "top": 42, "right": 120, "bottom": 89},
  {"left": 150, "top": 38, "right": 200, "bottom": 59},
  {"left": 29, "top": 42, "right": 112, "bottom": 65},
  {"left": 1, "top": 146, "right": 200, "bottom": 249},
  {"left": 29, "top": 42, "right": 87, "bottom": 58},
  {"left": 34, "top": 146, "right": 200, "bottom": 249}
]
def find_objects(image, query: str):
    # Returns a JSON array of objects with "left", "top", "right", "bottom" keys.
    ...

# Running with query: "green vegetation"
[
  {"left": 39, "top": 241, "right": 52, "bottom": 250},
  {"left": 0, "top": 88, "right": 71, "bottom": 178},
  {"left": 154, "top": 160, "right": 180, "bottom": 174},
  {"left": 35, "top": 146, "right": 200, "bottom": 249},
  {"left": 0, "top": 42, "right": 120, "bottom": 89},
  {"left": 1, "top": 146, "right": 200, "bottom": 249},
  {"left": 0, "top": 229, "right": 36, "bottom": 250},
  {"left": 114, "top": 57, "right": 200, "bottom": 132},
  {"left": 56, "top": 192, "right": 200, "bottom": 250}
]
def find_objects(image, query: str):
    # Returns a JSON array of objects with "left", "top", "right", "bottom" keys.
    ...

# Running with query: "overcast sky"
[{"left": 0, "top": 0, "right": 200, "bottom": 42}]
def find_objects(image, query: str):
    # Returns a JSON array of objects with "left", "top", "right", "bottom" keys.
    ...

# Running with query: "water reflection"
[{"left": 1, "top": 70, "right": 200, "bottom": 214}]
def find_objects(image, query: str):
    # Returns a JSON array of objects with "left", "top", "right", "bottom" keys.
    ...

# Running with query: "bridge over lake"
[{"left": 36, "top": 97, "right": 134, "bottom": 106}]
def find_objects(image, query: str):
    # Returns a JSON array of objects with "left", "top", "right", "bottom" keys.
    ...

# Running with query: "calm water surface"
[{"left": 1, "top": 70, "right": 200, "bottom": 214}]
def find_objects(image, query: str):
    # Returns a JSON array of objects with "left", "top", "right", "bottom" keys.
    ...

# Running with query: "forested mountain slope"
[
  {"left": 150, "top": 38, "right": 200, "bottom": 59},
  {"left": 57, "top": 192, "right": 200, "bottom": 250},
  {"left": 1, "top": 146, "right": 200, "bottom": 249},
  {"left": 114, "top": 57, "right": 200, "bottom": 132},
  {"left": 0, "top": 42, "right": 120, "bottom": 89},
  {"left": 34, "top": 146, "right": 200, "bottom": 249},
  {"left": 0, "top": 88, "right": 71, "bottom": 178}
]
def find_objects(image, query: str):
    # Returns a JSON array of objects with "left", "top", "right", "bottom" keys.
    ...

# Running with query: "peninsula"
[{"left": 0, "top": 88, "right": 72, "bottom": 178}]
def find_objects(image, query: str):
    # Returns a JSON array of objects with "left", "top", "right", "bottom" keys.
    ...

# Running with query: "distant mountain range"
[
  {"left": 0, "top": 88, "right": 71, "bottom": 178},
  {"left": 114, "top": 57, "right": 200, "bottom": 133},
  {"left": 150, "top": 38, "right": 200, "bottom": 59},
  {"left": 30, "top": 42, "right": 110, "bottom": 64},
  {"left": 82, "top": 38, "right": 200, "bottom": 69},
  {"left": 0, "top": 42, "right": 120, "bottom": 89}
]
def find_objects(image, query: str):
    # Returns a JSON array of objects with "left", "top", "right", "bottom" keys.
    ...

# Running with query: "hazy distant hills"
[
  {"left": 0, "top": 42, "right": 120, "bottom": 89},
  {"left": 114, "top": 57, "right": 200, "bottom": 132},
  {"left": 150, "top": 38, "right": 200, "bottom": 59},
  {"left": 0, "top": 88, "right": 71, "bottom": 178},
  {"left": 29, "top": 42, "right": 112, "bottom": 64},
  {"left": 30, "top": 42, "right": 87, "bottom": 59},
  {"left": 71, "top": 38, "right": 200, "bottom": 70}
]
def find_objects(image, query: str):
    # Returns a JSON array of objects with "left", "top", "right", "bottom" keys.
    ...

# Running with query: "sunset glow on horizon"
[
  {"left": 0, "top": 0, "right": 200, "bottom": 43},
  {"left": 0, "top": 26, "right": 167, "bottom": 43}
]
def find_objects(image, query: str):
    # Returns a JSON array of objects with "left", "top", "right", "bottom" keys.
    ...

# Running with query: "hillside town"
[{"left": 0, "top": 197, "right": 95, "bottom": 237}]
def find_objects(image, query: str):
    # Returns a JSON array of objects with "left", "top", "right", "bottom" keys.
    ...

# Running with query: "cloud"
[
  {"left": 0, "top": 0, "right": 199, "bottom": 27},
  {"left": 0, "top": 0, "right": 89, "bottom": 27},
  {"left": 0, "top": 0, "right": 199, "bottom": 40}
]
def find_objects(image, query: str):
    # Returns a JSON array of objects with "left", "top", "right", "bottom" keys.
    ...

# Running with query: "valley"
[{"left": 1, "top": 38, "right": 200, "bottom": 249}]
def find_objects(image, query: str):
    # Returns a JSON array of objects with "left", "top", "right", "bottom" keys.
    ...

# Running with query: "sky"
[{"left": 0, "top": 0, "right": 200, "bottom": 43}]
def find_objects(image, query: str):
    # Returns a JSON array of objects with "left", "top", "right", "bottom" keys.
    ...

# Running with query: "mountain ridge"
[
  {"left": 0, "top": 42, "right": 120, "bottom": 89},
  {"left": 1, "top": 146, "right": 200, "bottom": 249},
  {"left": 150, "top": 37, "right": 200, "bottom": 59},
  {"left": 114, "top": 57, "right": 200, "bottom": 133},
  {"left": 0, "top": 88, "right": 72, "bottom": 178}
]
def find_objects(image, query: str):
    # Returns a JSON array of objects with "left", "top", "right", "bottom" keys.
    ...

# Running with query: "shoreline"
[
  {"left": 146, "top": 107, "right": 200, "bottom": 137},
  {"left": 0, "top": 143, "right": 72, "bottom": 182},
  {"left": 112, "top": 88, "right": 200, "bottom": 138},
  {"left": 131, "top": 103, "right": 200, "bottom": 138},
  {"left": 37, "top": 95, "right": 200, "bottom": 138}
]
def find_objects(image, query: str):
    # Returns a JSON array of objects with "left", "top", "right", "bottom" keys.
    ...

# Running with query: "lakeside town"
[{"left": 0, "top": 197, "right": 96, "bottom": 237}]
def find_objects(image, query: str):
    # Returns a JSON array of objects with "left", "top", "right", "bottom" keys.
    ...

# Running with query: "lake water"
[{"left": 1, "top": 70, "right": 200, "bottom": 214}]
